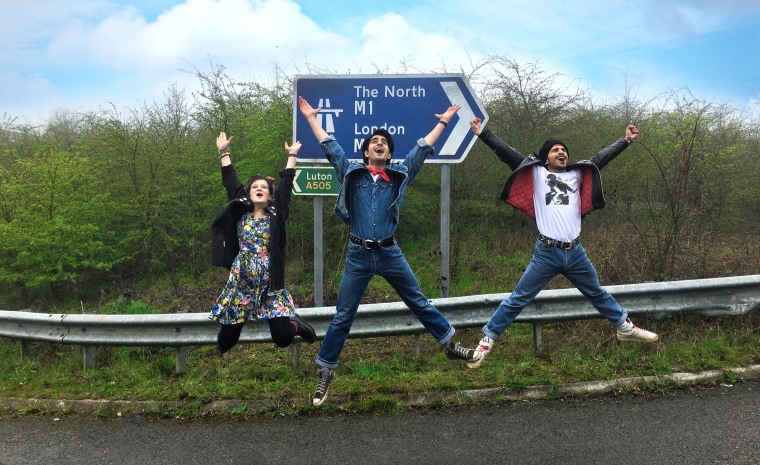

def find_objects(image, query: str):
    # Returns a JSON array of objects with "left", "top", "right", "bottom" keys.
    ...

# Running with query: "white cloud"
[
  {"left": 356, "top": 13, "right": 477, "bottom": 74},
  {"left": 40, "top": 0, "right": 359, "bottom": 81}
]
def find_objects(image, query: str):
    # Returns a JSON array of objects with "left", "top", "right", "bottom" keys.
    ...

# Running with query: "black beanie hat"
[
  {"left": 361, "top": 128, "right": 395, "bottom": 164},
  {"left": 538, "top": 139, "right": 569, "bottom": 163}
]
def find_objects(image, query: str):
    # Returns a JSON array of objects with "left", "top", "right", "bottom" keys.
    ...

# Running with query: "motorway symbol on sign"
[
  {"left": 293, "top": 166, "right": 342, "bottom": 196},
  {"left": 293, "top": 74, "right": 488, "bottom": 164}
]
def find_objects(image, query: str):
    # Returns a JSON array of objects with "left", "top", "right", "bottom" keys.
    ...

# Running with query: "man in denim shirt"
[{"left": 299, "top": 96, "right": 478, "bottom": 406}]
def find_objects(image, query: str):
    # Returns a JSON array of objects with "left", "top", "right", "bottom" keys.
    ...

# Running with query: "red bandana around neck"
[{"left": 367, "top": 167, "right": 389, "bottom": 182}]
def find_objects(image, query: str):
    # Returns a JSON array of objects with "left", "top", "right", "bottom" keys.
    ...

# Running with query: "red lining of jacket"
[{"left": 506, "top": 166, "right": 595, "bottom": 219}]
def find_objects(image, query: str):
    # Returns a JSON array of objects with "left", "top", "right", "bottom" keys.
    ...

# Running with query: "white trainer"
[
  {"left": 467, "top": 336, "right": 495, "bottom": 369},
  {"left": 616, "top": 319, "right": 659, "bottom": 343}
]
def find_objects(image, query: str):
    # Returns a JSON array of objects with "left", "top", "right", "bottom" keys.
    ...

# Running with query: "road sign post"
[{"left": 292, "top": 167, "right": 341, "bottom": 308}]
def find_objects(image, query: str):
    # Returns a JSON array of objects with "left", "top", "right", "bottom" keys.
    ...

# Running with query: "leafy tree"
[
  {"left": 614, "top": 91, "right": 748, "bottom": 279},
  {"left": 0, "top": 134, "right": 120, "bottom": 299},
  {"left": 1, "top": 58, "right": 758, "bottom": 308}
]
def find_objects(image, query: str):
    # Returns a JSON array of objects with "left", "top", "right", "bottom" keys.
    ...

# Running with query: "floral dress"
[{"left": 209, "top": 213, "right": 295, "bottom": 325}]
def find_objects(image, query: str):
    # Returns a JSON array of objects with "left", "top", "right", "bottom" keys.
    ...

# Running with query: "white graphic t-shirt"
[{"left": 532, "top": 166, "right": 582, "bottom": 242}]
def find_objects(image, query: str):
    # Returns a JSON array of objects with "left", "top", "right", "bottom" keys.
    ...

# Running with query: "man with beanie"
[
  {"left": 298, "top": 96, "right": 479, "bottom": 406},
  {"left": 466, "top": 118, "right": 658, "bottom": 369}
]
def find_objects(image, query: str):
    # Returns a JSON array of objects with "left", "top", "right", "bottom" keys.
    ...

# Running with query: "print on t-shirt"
[{"left": 545, "top": 173, "right": 576, "bottom": 205}]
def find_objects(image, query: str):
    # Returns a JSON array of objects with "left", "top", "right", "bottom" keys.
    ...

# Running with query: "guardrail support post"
[
  {"left": 414, "top": 334, "right": 421, "bottom": 359},
  {"left": 20, "top": 340, "right": 31, "bottom": 359},
  {"left": 291, "top": 343, "right": 300, "bottom": 369},
  {"left": 532, "top": 323, "right": 543, "bottom": 355},
  {"left": 176, "top": 347, "right": 188, "bottom": 374},
  {"left": 83, "top": 346, "right": 96, "bottom": 370}
]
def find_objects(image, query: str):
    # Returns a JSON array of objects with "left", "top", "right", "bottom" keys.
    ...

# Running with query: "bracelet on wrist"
[
  {"left": 438, "top": 120, "right": 448, "bottom": 126},
  {"left": 219, "top": 150, "right": 230, "bottom": 159}
]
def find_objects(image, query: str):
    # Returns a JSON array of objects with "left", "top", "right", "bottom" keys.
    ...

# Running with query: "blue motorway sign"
[{"left": 293, "top": 74, "right": 488, "bottom": 163}]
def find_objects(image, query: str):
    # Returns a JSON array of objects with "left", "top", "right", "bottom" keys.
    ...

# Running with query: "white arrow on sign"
[
  {"left": 293, "top": 169, "right": 303, "bottom": 193},
  {"left": 439, "top": 81, "right": 477, "bottom": 156}
]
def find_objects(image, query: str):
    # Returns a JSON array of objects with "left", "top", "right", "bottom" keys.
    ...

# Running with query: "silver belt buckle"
[{"left": 363, "top": 239, "right": 373, "bottom": 249}]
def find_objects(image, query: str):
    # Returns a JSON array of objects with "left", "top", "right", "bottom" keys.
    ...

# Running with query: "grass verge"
[{"left": 1, "top": 314, "right": 758, "bottom": 417}]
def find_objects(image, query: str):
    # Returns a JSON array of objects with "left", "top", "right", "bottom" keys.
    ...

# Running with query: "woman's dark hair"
[{"left": 243, "top": 174, "right": 275, "bottom": 200}]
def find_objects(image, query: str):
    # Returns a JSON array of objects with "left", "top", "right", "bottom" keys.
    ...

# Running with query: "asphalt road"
[{"left": 1, "top": 380, "right": 758, "bottom": 465}]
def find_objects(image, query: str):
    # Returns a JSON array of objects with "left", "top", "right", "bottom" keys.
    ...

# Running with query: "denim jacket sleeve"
[
  {"left": 400, "top": 138, "right": 433, "bottom": 183},
  {"left": 319, "top": 136, "right": 350, "bottom": 180}
]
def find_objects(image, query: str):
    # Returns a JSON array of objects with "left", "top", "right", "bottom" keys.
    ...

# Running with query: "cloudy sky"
[{"left": 2, "top": 0, "right": 759, "bottom": 125}]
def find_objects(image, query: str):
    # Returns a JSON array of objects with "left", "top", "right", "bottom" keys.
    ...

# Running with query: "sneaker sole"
[
  {"left": 312, "top": 394, "right": 329, "bottom": 406},
  {"left": 299, "top": 331, "right": 316, "bottom": 344},
  {"left": 466, "top": 353, "right": 487, "bottom": 369},
  {"left": 466, "top": 359, "right": 483, "bottom": 369}
]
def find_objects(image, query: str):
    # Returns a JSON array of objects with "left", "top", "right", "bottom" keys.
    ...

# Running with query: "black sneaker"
[
  {"left": 291, "top": 313, "right": 316, "bottom": 343},
  {"left": 442, "top": 340, "right": 478, "bottom": 363},
  {"left": 313, "top": 367, "right": 335, "bottom": 406}
]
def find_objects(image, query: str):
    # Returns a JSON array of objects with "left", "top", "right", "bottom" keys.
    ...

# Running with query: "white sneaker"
[
  {"left": 467, "top": 336, "right": 494, "bottom": 369},
  {"left": 616, "top": 319, "right": 659, "bottom": 343}
]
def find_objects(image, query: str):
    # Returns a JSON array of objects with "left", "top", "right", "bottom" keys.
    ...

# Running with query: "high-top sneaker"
[
  {"left": 312, "top": 367, "right": 335, "bottom": 406},
  {"left": 616, "top": 319, "right": 659, "bottom": 343},
  {"left": 467, "top": 335, "right": 495, "bottom": 369},
  {"left": 442, "top": 340, "right": 478, "bottom": 363}
]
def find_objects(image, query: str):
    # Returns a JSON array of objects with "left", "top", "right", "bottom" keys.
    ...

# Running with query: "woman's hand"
[
  {"left": 285, "top": 140, "right": 302, "bottom": 155},
  {"left": 217, "top": 132, "right": 233, "bottom": 151}
]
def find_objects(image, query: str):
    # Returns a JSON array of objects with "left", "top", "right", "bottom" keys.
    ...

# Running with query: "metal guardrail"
[{"left": 1, "top": 275, "right": 758, "bottom": 373}]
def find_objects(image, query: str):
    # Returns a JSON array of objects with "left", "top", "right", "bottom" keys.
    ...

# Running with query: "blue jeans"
[
  {"left": 316, "top": 242, "right": 455, "bottom": 368},
  {"left": 483, "top": 240, "right": 628, "bottom": 341}
]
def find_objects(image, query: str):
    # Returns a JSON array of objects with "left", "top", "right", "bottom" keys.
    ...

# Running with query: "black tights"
[{"left": 216, "top": 317, "right": 296, "bottom": 354}]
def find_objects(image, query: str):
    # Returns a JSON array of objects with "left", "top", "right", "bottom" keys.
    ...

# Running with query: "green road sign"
[{"left": 293, "top": 166, "right": 342, "bottom": 196}]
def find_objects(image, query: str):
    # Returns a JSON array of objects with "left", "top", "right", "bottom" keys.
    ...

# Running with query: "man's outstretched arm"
[
  {"left": 423, "top": 104, "right": 461, "bottom": 146},
  {"left": 590, "top": 124, "right": 641, "bottom": 170},
  {"left": 469, "top": 117, "right": 526, "bottom": 171}
]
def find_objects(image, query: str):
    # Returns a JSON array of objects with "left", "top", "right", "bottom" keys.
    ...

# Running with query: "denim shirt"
[{"left": 318, "top": 135, "right": 432, "bottom": 239}]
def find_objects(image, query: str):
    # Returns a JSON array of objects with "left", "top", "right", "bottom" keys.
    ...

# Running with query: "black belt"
[
  {"left": 349, "top": 234, "right": 396, "bottom": 250},
  {"left": 538, "top": 234, "right": 580, "bottom": 250}
]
